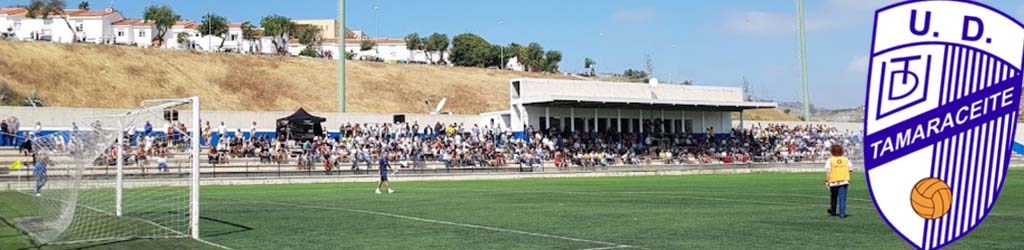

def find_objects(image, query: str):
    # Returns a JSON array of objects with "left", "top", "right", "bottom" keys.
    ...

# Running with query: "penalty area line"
[{"left": 229, "top": 199, "right": 638, "bottom": 249}]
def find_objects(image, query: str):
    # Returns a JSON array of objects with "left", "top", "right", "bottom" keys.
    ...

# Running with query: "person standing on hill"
[{"left": 825, "top": 144, "right": 853, "bottom": 219}]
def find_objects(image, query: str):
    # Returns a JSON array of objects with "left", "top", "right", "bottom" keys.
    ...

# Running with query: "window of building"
[
  {"left": 75, "top": 22, "right": 83, "bottom": 32},
  {"left": 117, "top": 31, "right": 124, "bottom": 37},
  {"left": 230, "top": 34, "right": 238, "bottom": 41},
  {"left": 138, "top": 31, "right": 146, "bottom": 37}
]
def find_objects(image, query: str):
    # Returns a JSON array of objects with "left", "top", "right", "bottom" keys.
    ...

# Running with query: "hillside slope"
[
  {"left": 0, "top": 40, "right": 573, "bottom": 114},
  {"left": 0, "top": 41, "right": 794, "bottom": 119}
]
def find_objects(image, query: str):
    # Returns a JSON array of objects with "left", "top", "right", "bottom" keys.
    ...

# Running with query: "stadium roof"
[{"left": 510, "top": 78, "right": 776, "bottom": 112}]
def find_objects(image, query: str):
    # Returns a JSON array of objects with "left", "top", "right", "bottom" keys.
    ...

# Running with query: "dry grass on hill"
[
  {"left": 732, "top": 109, "right": 801, "bottom": 121},
  {"left": 0, "top": 40, "right": 801, "bottom": 120},
  {"left": 0, "top": 40, "right": 575, "bottom": 114}
]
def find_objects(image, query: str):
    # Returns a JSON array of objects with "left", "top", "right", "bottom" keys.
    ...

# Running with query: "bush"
[
  {"left": 299, "top": 47, "right": 319, "bottom": 57},
  {"left": 0, "top": 82, "right": 26, "bottom": 106},
  {"left": 23, "top": 90, "right": 46, "bottom": 107}
]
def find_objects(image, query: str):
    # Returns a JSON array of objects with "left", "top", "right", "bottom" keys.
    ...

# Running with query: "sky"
[
  {"left": 4, "top": 0, "right": 1024, "bottom": 109},
  {"left": 343, "top": 0, "right": 1024, "bottom": 109}
]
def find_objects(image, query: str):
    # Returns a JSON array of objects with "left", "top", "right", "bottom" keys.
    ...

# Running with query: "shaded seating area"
[{"left": 276, "top": 108, "right": 326, "bottom": 142}]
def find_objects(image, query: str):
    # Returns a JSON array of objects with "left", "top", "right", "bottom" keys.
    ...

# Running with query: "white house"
[
  {"left": 505, "top": 56, "right": 525, "bottom": 71},
  {"left": 285, "top": 38, "right": 341, "bottom": 58},
  {"left": 218, "top": 22, "right": 244, "bottom": 52},
  {"left": 112, "top": 19, "right": 155, "bottom": 47},
  {"left": 0, "top": 7, "right": 124, "bottom": 44},
  {"left": 167, "top": 20, "right": 200, "bottom": 49},
  {"left": 341, "top": 38, "right": 449, "bottom": 63},
  {"left": 114, "top": 19, "right": 203, "bottom": 49}
]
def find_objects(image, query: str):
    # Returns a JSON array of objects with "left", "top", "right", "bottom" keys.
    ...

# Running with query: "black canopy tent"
[{"left": 276, "top": 108, "right": 326, "bottom": 142}]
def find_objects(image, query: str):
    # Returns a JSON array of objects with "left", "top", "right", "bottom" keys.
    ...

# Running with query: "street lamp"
[
  {"left": 498, "top": 19, "right": 504, "bottom": 70},
  {"left": 373, "top": 4, "right": 380, "bottom": 56}
]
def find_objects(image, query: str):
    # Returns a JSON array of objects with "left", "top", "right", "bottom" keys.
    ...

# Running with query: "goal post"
[
  {"left": 16, "top": 96, "right": 202, "bottom": 245},
  {"left": 190, "top": 96, "right": 200, "bottom": 240}
]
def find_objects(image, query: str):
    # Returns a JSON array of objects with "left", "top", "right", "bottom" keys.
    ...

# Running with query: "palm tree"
[{"left": 26, "top": 0, "right": 78, "bottom": 42}]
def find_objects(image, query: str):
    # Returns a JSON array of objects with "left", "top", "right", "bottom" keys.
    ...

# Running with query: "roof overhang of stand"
[{"left": 515, "top": 95, "right": 777, "bottom": 112}]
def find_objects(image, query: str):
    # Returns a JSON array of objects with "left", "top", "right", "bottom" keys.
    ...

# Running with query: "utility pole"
[
  {"left": 499, "top": 19, "right": 504, "bottom": 70},
  {"left": 796, "top": 0, "right": 811, "bottom": 121},
  {"left": 338, "top": 0, "right": 346, "bottom": 112}
]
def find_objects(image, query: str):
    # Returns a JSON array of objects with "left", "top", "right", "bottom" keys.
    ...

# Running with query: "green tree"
[
  {"left": 26, "top": 0, "right": 77, "bottom": 42},
  {"left": 143, "top": 5, "right": 179, "bottom": 48},
  {"left": 293, "top": 24, "right": 321, "bottom": 57},
  {"left": 404, "top": 33, "right": 423, "bottom": 62},
  {"left": 424, "top": 33, "right": 448, "bottom": 64},
  {"left": 360, "top": 40, "right": 375, "bottom": 51},
  {"left": 504, "top": 43, "right": 523, "bottom": 67},
  {"left": 240, "top": 21, "right": 261, "bottom": 53},
  {"left": 199, "top": 13, "right": 229, "bottom": 51},
  {"left": 584, "top": 58, "right": 596, "bottom": 75},
  {"left": 77, "top": 1, "right": 88, "bottom": 10},
  {"left": 521, "top": 42, "right": 545, "bottom": 72},
  {"left": 294, "top": 24, "right": 321, "bottom": 46},
  {"left": 261, "top": 15, "right": 293, "bottom": 55},
  {"left": 176, "top": 32, "right": 189, "bottom": 49},
  {"left": 544, "top": 50, "right": 562, "bottom": 73},
  {"left": 623, "top": 69, "right": 649, "bottom": 80},
  {"left": 450, "top": 33, "right": 493, "bottom": 67}
]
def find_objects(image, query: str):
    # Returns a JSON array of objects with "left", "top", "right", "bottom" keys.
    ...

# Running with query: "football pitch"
[{"left": 2, "top": 169, "right": 1023, "bottom": 250}]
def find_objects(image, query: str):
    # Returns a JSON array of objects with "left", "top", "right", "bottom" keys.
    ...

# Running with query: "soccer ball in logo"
[{"left": 909, "top": 178, "right": 952, "bottom": 219}]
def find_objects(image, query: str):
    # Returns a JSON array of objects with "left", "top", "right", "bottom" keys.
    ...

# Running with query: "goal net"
[{"left": 14, "top": 97, "right": 201, "bottom": 245}]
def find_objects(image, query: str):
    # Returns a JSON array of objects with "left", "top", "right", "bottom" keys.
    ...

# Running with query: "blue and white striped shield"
[{"left": 863, "top": 1, "right": 1023, "bottom": 249}]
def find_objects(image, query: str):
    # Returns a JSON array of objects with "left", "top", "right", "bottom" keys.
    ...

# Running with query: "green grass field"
[{"left": 2, "top": 169, "right": 1023, "bottom": 249}]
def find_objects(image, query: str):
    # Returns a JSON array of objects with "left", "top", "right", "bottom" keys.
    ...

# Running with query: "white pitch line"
[
  {"left": 225, "top": 187, "right": 874, "bottom": 203},
  {"left": 195, "top": 238, "right": 236, "bottom": 250},
  {"left": 409, "top": 188, "right": 876, "bottom": 210},
  {"left": 20, "top": 192, "right": 234, "bottom": 250},
  {"left": 580, "top": 245, "right": 633, "bottom": 250},
  {"left": 231, "top": 199, "right": 637, "bottom": 249}
]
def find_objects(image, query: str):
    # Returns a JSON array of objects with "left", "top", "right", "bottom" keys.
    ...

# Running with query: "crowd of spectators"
[
  {"left": 192, "top": 121, "right": 862, "bottom": 173},
  {"left": 12, "top": 118, "right": 864, "bottom": 174}
]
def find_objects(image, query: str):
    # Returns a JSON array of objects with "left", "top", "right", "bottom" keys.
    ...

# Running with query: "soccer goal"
[{"left": 15, "top": 97, "right": 201, "bottom": 245}]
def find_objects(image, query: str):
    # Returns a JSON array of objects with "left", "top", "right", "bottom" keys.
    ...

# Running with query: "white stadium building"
[{"left": 501, "top": 78, "right": 778, "bottom": 139}]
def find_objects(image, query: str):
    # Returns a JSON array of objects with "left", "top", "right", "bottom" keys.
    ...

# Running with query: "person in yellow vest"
[{"left": 825, "top": 144, "right": 854, "bottom": 218}]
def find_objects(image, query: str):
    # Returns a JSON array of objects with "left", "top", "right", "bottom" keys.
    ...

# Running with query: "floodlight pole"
[
  {"left": 338, "top": 0, "right": 346, "bottom": 112},
  {"left": 797, "top": 0, "right": 811, "bottom": 121},
  {"left": 190, "top": 96, "right": 201, "bottom": 239}
]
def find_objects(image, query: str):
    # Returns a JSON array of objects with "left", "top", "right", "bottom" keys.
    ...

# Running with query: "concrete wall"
[{"left": 0, "top": 106, "right": 482, "bottom": 132}]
